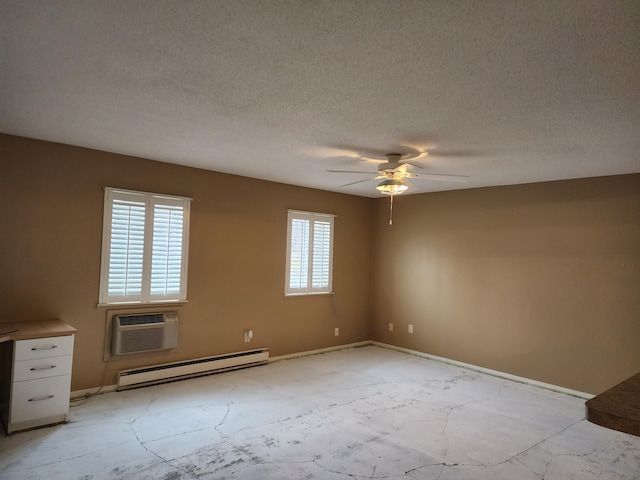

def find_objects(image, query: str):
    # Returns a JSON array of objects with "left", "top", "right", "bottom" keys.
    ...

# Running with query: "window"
[
  {"left": 285, "top": 210, "right": 334, "bottom": 295},
  {"left": 99, "top": 187, "right": 191, "bottom": 305}
]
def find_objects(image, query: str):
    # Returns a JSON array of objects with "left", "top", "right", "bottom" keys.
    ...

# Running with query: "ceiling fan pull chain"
[{"left": 389, "top": 194, "right": 394, "bottom": 226}]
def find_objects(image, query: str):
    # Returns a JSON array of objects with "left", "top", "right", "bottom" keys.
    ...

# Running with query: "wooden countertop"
[
  {"left": 586, "top": 372, "right": 640, "bottom": 437},
  {"left": 0, "top": 319, "right": 76, "bottom": 343}
]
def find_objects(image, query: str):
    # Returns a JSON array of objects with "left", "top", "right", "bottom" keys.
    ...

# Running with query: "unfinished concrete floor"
[{"left": 1, "top": 346, "right": 638, "bottom": 479}]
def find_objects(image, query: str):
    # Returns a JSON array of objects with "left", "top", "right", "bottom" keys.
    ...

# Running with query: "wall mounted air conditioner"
[{"left": 111, "top": 311, "right": 179, "bottom": 355}]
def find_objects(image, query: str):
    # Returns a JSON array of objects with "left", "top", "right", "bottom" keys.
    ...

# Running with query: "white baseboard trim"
[
  {"left": 372, "top": 341, "right": 594, "bottom": 400},
  {"left": 71, "top": 341, "right": 593, "bottom": 401},
  {"left": 71, "top": 342, "right": 370, "bottom": 398},
  {"left": 269, "top": 341, "right": 371, "bottom": 363}
]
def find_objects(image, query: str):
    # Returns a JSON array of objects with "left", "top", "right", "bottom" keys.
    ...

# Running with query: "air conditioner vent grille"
[
  {"left": 120, "top": 327, "right": 164, "bottom": 353},
  {"left": 111, "top": 311, "right": 179, "bottom": 355},
  {"left": 119, "top": 313, "right": 165, "bottom": 326}
]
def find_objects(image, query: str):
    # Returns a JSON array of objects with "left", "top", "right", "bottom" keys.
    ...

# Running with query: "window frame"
[
  {"left": 99, "top": 187, "right": 191, "bottom": 306},
  {"left": 285, "top": 209, "right": 335, "bottom": 296}
]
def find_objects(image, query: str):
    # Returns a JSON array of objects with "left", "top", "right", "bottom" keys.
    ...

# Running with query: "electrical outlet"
[
  {"left": 408, "top": 324, "right": 413, "bottom": 334},
  {"left": 335, "top": 327, "right": 339, "bottom": 336},
  {"left": 389, "top": 323, "right": 394, "bottom": 332},
  {"left": 244, "top": 330, "right": 253, "bottom": 343}
]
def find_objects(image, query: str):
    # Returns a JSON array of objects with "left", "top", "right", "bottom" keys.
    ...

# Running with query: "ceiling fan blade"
[
  {"left": 360, "top": 156, "right": 384, "bottom": 163},
  {"left": 410, "top": 173, "right": 470, "bottom": 183},
  {"left": 326, "top": 169, "right": 377, "bottom": 174},
  {"left": 404, "top": 178, "right": 421, "bottom": 191},
  {"left": 340, "top": 177, "right": 377, "bottom": 187},
  {"left": 402, "top": 161, "right": 424, "bottom": 170}
]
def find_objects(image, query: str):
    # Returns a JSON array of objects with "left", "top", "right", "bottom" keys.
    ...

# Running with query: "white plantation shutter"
[
  {"left": 108, "top": 197, "right": 145, "bottom": 298},
  {"left": 285, "top": 210, "right": 334, "bottom": 295},
  {"left": 100, "top": 188, "right": 190, "bottom": 304},
  {"left": 312, "top": 220, "right": 331, "bottom": 289},
  {"left": 288, "top": 218, "right": 310, "bottom": 290},
  {"left": 150, "top": 200, "right": 185, "bottom": 297}
]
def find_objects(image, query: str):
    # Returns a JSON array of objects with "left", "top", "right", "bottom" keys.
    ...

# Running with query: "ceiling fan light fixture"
[{"left": 376, "top": 178, "right": 408, "bottom": 195}]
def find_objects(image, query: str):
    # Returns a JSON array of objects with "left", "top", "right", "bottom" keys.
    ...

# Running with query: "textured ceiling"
[{"left": 1, "top": 1, "right": 639, "bottom": 197}]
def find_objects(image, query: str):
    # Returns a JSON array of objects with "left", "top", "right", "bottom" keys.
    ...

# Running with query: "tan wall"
[
  {"left": 2, "top": 134, "right": 638, "bottom": 395},
  {"left": 372, "top": 175, "right": 640, "bottom": 394},
  {"left": 0, "top": 134, "right": 374, "bottom": 390}
]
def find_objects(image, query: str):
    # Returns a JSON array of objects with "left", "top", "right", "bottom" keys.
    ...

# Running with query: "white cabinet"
[{"left": 7, "top": 335, "right": 74, "bottom": 433}]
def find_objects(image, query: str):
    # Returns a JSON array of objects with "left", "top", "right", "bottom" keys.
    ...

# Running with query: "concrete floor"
[{"left": 1, "top": 346, "right": 639, "bottom": 479}]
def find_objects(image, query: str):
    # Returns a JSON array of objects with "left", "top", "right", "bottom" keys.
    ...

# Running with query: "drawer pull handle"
[
  {"left": 30, "top": 365, "right": 57, "bottom": 371},
  {"left": 31, "top": 345, "right": 58, "bottom": 351},
  {"left": 28, "top": 395, "right": 55, "bottom": 402}
]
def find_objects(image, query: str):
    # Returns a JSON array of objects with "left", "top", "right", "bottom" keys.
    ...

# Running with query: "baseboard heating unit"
[{"left": 116, "top": 348, "right": 269, "bottom": 390}]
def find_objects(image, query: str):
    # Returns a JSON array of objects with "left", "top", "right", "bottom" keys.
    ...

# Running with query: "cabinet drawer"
[
  {"left": 13, "top": 355, "right": 73, "bottom": 381},
  {"left": 10, "top": 375, "right": 71, "bottom": 424},
  {"left": 14, "top": 335, "right": 74, "bottom": 361}
]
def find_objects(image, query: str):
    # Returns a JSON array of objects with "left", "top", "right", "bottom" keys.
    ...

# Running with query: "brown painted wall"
[
  {"left": 0, "top": 134, "right": 374, "bottom": 390},
  {"left": 372, "top": 175, "right": 640, "bottom": 394},
  {"left": 2, "top": 134, "right": 638, "bottom": 395}
]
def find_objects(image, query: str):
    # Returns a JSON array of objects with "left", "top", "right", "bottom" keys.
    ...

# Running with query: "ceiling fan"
[
  {"left": 327, "top": 152, "right": 470, "bottom": 195},
  {"left": 327, "top": 152, "right": 470, "bottom": 225}
]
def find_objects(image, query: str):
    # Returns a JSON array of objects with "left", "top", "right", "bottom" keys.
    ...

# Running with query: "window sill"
[
  {"left": 283, "top": 292, "right": 334, "bottom": 298},
  {"left": 97, "top": 300, "right": 188, "bottom": 308}
]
